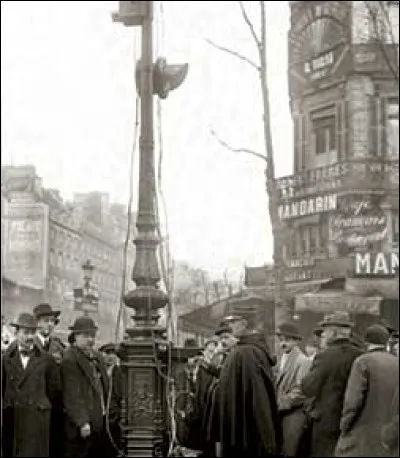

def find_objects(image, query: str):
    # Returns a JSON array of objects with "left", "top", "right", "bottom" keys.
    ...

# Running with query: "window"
[
  {"left": 313, "top": 116, "right": 336, "bottom": 155},
  {"left": 386, "top": 100, "right": 399, "bottom": 157}
]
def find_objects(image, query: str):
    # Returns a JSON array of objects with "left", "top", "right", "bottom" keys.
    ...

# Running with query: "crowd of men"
[
  {"left": 1, "top": 304, "right": 399, "bottom": 458},
  {"left": 180, "top": 312, "right": 399, "bottom": 458},
  {"left": 2, "top": 304, "right": 122, "bottom": 458}
]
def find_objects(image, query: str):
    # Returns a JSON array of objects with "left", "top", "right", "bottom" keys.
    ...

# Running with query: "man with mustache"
[
  {"left": 2, "top": 313, "right": 61, "bottom": 457},
  {"left": 61, "top": 316, "right": 109, "bottom": 458}
]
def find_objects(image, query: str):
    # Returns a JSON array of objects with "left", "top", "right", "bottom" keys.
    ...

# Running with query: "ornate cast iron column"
[{"left": 112, "top": 2, "right": 188, "bottom": 456}]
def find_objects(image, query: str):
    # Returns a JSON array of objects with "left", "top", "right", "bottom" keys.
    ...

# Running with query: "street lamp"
[{"left": 74, "top": 260, "right": 99, "bottom": 317}]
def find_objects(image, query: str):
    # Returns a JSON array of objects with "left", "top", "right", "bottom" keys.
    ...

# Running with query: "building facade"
[
  {"left": 1, "top": 165, "right": 136, "bottom": 344},
  {"left": 246, "top": 1, "right": 399, "bottom": 338}
]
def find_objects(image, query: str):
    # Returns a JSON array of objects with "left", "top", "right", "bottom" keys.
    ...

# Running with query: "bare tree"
[{"left": 208, "top": 1, "right": 291, "bottom": 327}]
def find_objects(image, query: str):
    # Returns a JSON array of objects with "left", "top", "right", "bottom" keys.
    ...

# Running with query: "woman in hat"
[
  {"left": 61, "top": 316, "right": 109, "bottom": 458},
  {"left": 2, "top": 313, "right": 61, "bottom": 457}
]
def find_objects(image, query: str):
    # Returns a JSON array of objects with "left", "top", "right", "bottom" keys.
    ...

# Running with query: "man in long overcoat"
[
  {"left": 301, "top": 312, "right": 363, "bottom": 457},
  {"left": 276, "top": 321, "right": 312, "bottom": 457},
  {"left": 218, "top": 328, "right": 281, "bottom": 458},
  {"left": 33, "top": 303, "right": 66, "bottom": 457},
  {"left": 335, "top": 325, "right": 399, "bottom": 457},
  {"left": 61, "top": 316, "right": 109, "bottom": 458},
  {"left": 2, "top": 313, "right": 61, "bottom": 457}
]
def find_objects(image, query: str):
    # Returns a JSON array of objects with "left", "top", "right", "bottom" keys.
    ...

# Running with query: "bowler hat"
[
  {"left": 364, "top": 324, "right": 390, "bottom": 346},
  {"left": 11, "top": 313, "right": 38, "bottom": 330},
  {"left": 68, "top": 316, "right": 98, "bottom": 333},
  {"left": 33, "top": 303, "right": 61, "bottom": 321},
  {"left": 319, "top": 311, "right": 354, "bottom": 329},
  {"left": 276, "top": 322, "right": 302, "bottom": 341},
  {"left": 99, "top": 342, "right": 117, "bottom": 353}
]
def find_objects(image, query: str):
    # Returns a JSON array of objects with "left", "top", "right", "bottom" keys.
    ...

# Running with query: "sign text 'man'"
[{"left": 355, "top": 252, "right": 399, "bottom": 276}]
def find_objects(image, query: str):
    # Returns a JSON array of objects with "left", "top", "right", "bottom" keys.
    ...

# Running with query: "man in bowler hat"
[
  {"left": 61, "top": 316, "right": 109, "bottom": 458},
  {"left": 33, "top": 303, "right": 66, "bottom": 457},
  {"left": 2, "top": 313, "right": 61, "bottom": 457}
]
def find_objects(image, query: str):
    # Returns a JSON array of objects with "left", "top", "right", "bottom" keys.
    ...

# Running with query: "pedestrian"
[
  {"left": 33, "top": 303, "right": 66, "bottom": 457},
  {"left": 335, "top": 324, "right": 399, "bottom": 457},
  {"left": 217, "top": 324, "right": 281, "bottom": 458},
  {"left": 275, "top": 321, "right": 312, "bottom": 457},
  {"left": 98, "top": 342, "right": 123, "bottom": 457},
  {"left": 61, "top": 316, "right": 109, "bottom": 458},
  {"left": 301, "top": 311, "right": 363, "bottom": 457},
  {"left": 2, "top": 313, "right": 61, "bottom": 457},
  {"left": 304, "top": 334, "right": 320, "bottom": 361}
]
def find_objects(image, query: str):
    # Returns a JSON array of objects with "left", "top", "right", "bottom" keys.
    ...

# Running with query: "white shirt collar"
[{"left": 36, "top": 333, "right": 49, "bottom": 347}]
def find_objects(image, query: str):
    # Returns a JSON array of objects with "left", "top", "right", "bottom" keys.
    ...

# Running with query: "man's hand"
[{"left": 80, "top": 423, "right": 91, "bottom": 438}]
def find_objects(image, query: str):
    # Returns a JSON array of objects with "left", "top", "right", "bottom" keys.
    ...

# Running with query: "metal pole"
[{"left": 118, "top": 2, "right": 168, "bottom": 456}]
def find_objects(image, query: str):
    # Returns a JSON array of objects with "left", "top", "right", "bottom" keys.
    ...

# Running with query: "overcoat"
[
  {"left": 276, "top": 346, "right": 312, "bottom": 457},
  {"left": 335, "top": 349, "right": 399, "bottom": 457},
  {"left": 218, "top": 333, "right": 282, "bottom": 458},
  {"left": 2, "top": 341, "right": 61, "bottom": 457},
  {"left": 381, "top": 387, "right": 399, "bottom": 457},
  {"left": 35, "top": 334, "right": 66, "bottom": 457},
  {"left": 301, "top": 338, "right": 362, "bottom": 457},
  {"left": 61, "top": 346, "right": 109, "bottom": 458}
]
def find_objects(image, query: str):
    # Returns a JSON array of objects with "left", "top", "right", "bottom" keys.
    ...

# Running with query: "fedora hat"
[
  {"left": 319, "top": 311, "right": 354, "bottom": 329},
  {"left": 68, "top": 316, "right": 98, "bottom": 334},
  {"left": 215, "top": 324, "right": 233, "bottom": 336},
  {"left": 11, "top": 313, "right": 38, "bottom": 330},
  {"left": 33, "top": 303, "right": 61, "bottom": 321},
  {"left": 364, "top": 324, "right": 390, "bottom": 346},
  {"left": 276, "top": 322, "right": 302, "bottom": 340}
]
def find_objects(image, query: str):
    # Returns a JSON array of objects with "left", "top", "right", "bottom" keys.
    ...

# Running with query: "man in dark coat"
[
  {"left": 301, "top": 311, "right": 363, "bottom": 457},
  {"left": 2, "top": 313, "right": 61, "bottom": 457},
  {"left": 217, "top": 328, "right": 281, "bottom": 458},
  {"left": 381, "top": 387, "right": 399, "bottom": 457},
  {"left": 61, "top": 316, "right": 109, "bottom": 458},
  {"left": 335, "top": 325, "right": 399, "bottom": 457},
  {"left": 33, "top": 303, "right": 66, "bottom": 457}
]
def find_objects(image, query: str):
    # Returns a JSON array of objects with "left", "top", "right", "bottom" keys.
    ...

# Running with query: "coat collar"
[{"left": 71, "top": 346, "right": 108, "bottom": 394}]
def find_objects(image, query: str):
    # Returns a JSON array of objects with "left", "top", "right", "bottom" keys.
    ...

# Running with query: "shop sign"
[
  {"left": 285, "top": 258, "right": 316, "bottom": 269},
  {"left": 295, "top": 293, "right": 382, "bottom": 315},
  {"left": 279, "top": 193, "right": 337, "bottom": 220},
  {"left": 354, "top": 252, "right": 399, "bottom": 276}
]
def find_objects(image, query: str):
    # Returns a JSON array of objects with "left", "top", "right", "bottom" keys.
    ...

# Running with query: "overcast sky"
[{"left": 1, "top": 1, "right": 293, "bottom": 280}]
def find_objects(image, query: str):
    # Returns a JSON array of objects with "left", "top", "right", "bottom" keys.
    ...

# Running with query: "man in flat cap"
[
  {"left": 301, "top": 312, "right": 363, "bottom": 457},
  {"left": 2, "top": 313, "right": 61, "bottom": 457},
  {"left": 335, "top": 324, "right": 399, "bottom": 457},
  {"left": 61, "top": 316, "right": 109, "bottom": 458},
  {"left": 33, "top": 303, "right": 66, "bottom": 457}
]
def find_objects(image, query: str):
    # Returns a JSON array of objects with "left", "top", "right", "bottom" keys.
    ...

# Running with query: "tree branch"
[
  {"left": 205, "top": 38, "right": 261, "bottom": 70},
  {"left": 211, "top": 128, "right": 268, "bottom": 163},
  {"left": 238, "top": 1, "right": 261, "bottom": 49}
]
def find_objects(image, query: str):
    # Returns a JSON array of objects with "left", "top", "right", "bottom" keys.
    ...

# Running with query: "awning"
[
  {"left": 295, "top": 290, "right": 382, "bottom": 315},
  {"left": 346, "top": 277, "right": 399, "bottom": 300}
]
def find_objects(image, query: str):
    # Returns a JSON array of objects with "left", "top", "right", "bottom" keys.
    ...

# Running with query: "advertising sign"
[
  {"left": 279, "top": 193, "right": 337, "bottom": 220},
  {"left": 330, "top": 196, "right": 389, "bottom": 256},
  {"left": 354, "top": 252, "right": 399, "bottom": 277},
  {"left": 5, "top": 203, "right": 49, "bottom": 289}
]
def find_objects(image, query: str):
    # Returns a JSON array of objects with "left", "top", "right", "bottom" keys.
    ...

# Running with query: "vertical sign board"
[{"left": 5, "top": 203, "right": 49, "bottom": 289}]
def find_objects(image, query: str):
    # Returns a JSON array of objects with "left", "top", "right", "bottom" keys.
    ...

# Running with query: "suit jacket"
[
  {"left": 35, "top": 334, "right": 65, "bottom": 363},
  {"left": 2, "top": 341, "right": 61, "bottom": 457},
  {"left": 335, "top": 349, "right": 399, "bottom": 457},
  {"left": 276, "top": 346, "right": 312, "bottom": 413},
  {"left": 301, "top": 338, "right": 362, "bottom": 457},
  {"left": 61, "top": 346, "right": 109, "bottom": 436}
]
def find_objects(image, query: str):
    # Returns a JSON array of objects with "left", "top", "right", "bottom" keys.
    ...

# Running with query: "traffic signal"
[{"left": 135, "top": 57, "right": 189, "bottom": 99}]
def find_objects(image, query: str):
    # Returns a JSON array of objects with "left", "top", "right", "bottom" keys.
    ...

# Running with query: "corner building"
[{"left": 248, "top": 1, "right": 399, "bottom": 338}]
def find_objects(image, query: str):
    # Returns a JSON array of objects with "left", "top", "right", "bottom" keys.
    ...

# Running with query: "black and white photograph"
[{"left": 1, "top": 1, "right": 399, "bottom": 457}]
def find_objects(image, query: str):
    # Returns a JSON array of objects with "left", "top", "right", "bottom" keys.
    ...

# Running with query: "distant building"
[{"left": 1, "top": 165, "right": 136, "bottom": 344}]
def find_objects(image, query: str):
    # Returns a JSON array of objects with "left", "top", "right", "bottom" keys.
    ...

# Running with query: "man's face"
[
  {"left": 278, "top": 335, "right": 298, "bottom": 353},
  {"left": 37, "top": 315, "right": 57, "bottom": 337},
  {"left": 220, "top": 332, "right": 237, "bottom": 350},
  {"left": 320, "top": 327, "right": 335, "bottom": 348},
  {"left": 75, "top": 331, "right": 96, "bottom": 351},
  {"left": 102, "top": 351, "right": 118, "bottom": 368},
  {"left": 203, "top": 341, "right": 218, "bottom": 362},
  {"left": 230, "top": 319, "right": 247, "bottom": 337},
  {"left": 16, "top": 327, "right": 36, "bottom": 349}
]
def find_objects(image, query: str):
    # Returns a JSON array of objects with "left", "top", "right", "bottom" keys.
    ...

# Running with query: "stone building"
[
  {"left": 1, "top": 165, "right": 135, "bottom": 344},
  {"left": 247, "top": 1, "right": 399, "bottom": 338}
]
